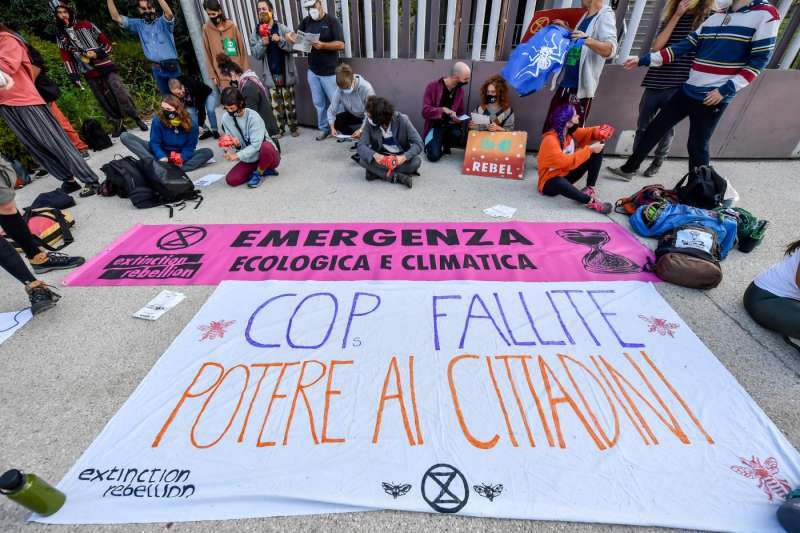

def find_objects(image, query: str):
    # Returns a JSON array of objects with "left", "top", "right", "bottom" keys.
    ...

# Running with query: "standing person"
[
  {"left": 328, "top": 63, "right": 374, "bottom": 139},
  {"left": 537, "top": 104, "right": 614, "bottom": 214},
  {"left": 120, "top": 95, "right": 213, "bottom": 173},
  {"left": 421, "top": 62, "right": 471, "bottom": 162},
  {"left": 168, "top": 77, "right": 218, "bottom": 139},
  {"left": 54, "top": 1, "right": 147, "bottom": 137},
  {"left": 202, "top": 0, "right": 249, "bottom": 90},
  {"left": 542, "top": 0, "right": 617, "bottom": 132},
  {"left": 357, "top": 96, "right": 423, "bottom": 189},
  {"left": 219, "top": 88, "right": 280, "bottom": 188},
  {"left": 216, "top": 55, "right": 280, "bottom": 138},
  {"left": 286, "top": 0, "right": 345, "bottom": 140},
  {"left": 469, "top": 75, "right": 515, "bottom": 132},
  {"left": 250, "top": 0, "right": 299, "bottom": 138},
  {"left": 107, "top": 0, "right": 180, "bottom": 95},
  {"left": 0, "top": 28, "right": 99, "bottom": 197},
  {"left": 631, "top": 0, "right": 714, "bottom": 177},
  {"left": 608, "top": 0, "right": 781, "bottom": 180},
  {"left": 744, "top": 239, "right": 800, "bottom": 352}
]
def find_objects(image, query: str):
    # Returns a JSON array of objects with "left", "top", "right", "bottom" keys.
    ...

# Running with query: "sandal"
[{"left": 79, "top": 184, "right": 99, "bottom": 198}]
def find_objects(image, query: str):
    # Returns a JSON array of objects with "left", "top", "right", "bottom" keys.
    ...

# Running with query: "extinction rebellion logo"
[{"left": 100, "top": 226, "right": 206, "bottom": 280}]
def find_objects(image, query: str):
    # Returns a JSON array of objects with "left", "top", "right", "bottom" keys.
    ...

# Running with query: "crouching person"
[
  {"left": 220, "top": 87, "right": 280, "bottom": 188},
  {"left": 357, "top": 96, "right": 422, "bottom": 189}
]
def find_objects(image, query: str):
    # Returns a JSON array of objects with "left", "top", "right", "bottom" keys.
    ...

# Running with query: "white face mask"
[
  {"left": 367, "top": 117, "right": 376, "bottom": 127},
  {"left": 309, "top": 8, "right": 321, "bottom": 20},
  {"left": 713, "top": 0, "right": 732, "bottom": 11}
]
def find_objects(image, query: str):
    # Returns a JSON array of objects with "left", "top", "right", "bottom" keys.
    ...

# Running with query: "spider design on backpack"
[{"left": 514, "top": 31, "right": 570, "bottom": 81}]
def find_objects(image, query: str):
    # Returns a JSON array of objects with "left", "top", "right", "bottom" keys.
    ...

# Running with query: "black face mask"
[
  {"left": 230, "top": 80, "right": 239, "bottom": 88},
  {"left": 163, "top": 111, "right": 177, "bottom": 120},
  {"left": 210, "top": 15, "right": 223, "bottom": 24},
  {"left": 227, "top": 109, "right": 239, "bottom": 117},
  {"left": 567, "top": 123, "right": 579, "bottom": 135},
  {"left": 456, "top": 81, "right": 468, "bottom": 89},
  {"left": 486, "top": 95, "right": 497, "bottom": 104},
  {"left": 142, "top": 11, "right": 157, "bottom": 22}
]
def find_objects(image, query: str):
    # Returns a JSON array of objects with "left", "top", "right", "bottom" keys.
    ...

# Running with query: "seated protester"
[
  {"left": 327, "top": 63, "right": 374, "bottom": 139},
  {"left": 422, "top": 61, "right": 471, "bottom": 162},
  {"left": 356, "top": 96, "right": 423, "bottom": 189},
  {"left": 537, "top": 104, "right": 613, "bottom": 214},
  {"left": 744, "top": 239, "right": 800, "bottom": 352},
  {"left": 216, "top": 54, "right": 280, "bottom": 139},
  {"left": 219, "top": 87, "right": 280, "bottom": 189},
  {"left": 168, "top": 77, "right": 218, "bottom": 139},
  {"left": 469, "top": 75, "right": 515, "bottom": 132},
  {"left": 120, "top": 95, "right": 213, "bottom": 173}
]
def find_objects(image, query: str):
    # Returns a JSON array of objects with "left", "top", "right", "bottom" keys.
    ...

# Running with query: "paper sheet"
[
  {"left": 133, "top": 290, "right": 185, "bottom": 321},
  {"left": 483, "top": 204, "right": 517, "bottom": 218},
  {"left": 0, "top": 309, "right": 32, "bottom": 345},
  {"left": 457, "top": 114, "right": 471, "bottom": 122},
  {"left": 470, "top": 113, "right": 491, "bottom": 125},
  {"left": 293, "top": 31, "right": 320, "bottom": 53},
  {"left": 193, "top": 173, "right": 225, "bottom": 188}
]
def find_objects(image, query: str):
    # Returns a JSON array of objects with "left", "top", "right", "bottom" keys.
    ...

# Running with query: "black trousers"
[
  {"left": 542, "top": 152, "right": 602, "bottom": 204},
  {"left": 425, "top": 122, "right": 464, "bottom": 162},
  {"left": 334, "top": 111, "right": 364, "bottom": 135},
  {"left": 0, "top": 237, "right": 35, "bottom": 284},
  {"left": 621, "top": 89, "right": 728, "bottom": 173}
]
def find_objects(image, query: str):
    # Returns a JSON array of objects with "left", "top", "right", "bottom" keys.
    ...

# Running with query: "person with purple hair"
[{"left": 536, "top": 104, "right": 613, "bottom": 214}]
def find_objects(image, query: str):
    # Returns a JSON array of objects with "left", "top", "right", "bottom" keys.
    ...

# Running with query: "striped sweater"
[
  {"left": 638, "top": 0, "right": 780, "bottom": 102},
  {"left": 56, "top": 20, "right": 115, "bottom": 81}
]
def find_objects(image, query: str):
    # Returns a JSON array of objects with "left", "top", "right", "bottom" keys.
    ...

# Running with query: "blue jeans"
[
  {"left": 151, "top": 64, "right": 182, "bottom": 95},
  {"left": 205, "top": 87, "right": 219, "bottom": 131},
  {"left": 307, "top": 70, "right": 338, "bottom": 133}
]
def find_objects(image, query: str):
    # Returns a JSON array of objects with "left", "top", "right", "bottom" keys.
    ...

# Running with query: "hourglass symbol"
[{"left": 556, "top": 229, "right": 641, "bottom": 274}]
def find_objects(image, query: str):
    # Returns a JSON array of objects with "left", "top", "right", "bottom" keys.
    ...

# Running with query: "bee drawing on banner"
[
  {"left": 382, "top": 482, "right": 412, "bottom": 499},
  {"left": 730, "top": 456, "right": 791, "bottom": 502},
  {"left": 474, "top": 483, "right": 504, "bottom": 502},
  {"left": 514, "top": 31, "right": 569, "bottom": 81}
]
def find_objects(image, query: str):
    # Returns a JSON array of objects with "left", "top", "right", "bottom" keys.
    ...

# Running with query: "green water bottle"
[{"left": 0, "top": 469, "right": 66, "bottom": 516}]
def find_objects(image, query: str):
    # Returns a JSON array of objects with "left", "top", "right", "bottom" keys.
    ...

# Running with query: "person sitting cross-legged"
[
  {"left": 219, "top": 87, "right": 280, "bottom": 188},
  {"left": 537, "top": 103, "right": 613, "bottom": 214},
  {"left": 121, "top": 95, "right": 213, "bottom": 174},
  {"left": 356, "top": 96, "right": 423, "bottom": 189}
]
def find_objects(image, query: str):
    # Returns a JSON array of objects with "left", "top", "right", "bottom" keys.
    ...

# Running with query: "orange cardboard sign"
[
  {"left": 522, "top": 8, "right": 587, "bottom": 43},
  {"left": 462, "top": 131, "right": 528, "bottom": 180}
]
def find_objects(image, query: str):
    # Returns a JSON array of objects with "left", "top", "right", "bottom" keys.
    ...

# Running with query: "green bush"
[{"left": 0, "top": 33, "right": 161, "bottom": 168}]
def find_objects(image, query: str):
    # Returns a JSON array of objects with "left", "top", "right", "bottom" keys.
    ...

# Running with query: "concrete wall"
[{"left": 295, "top": 58, "right": 800, "bottom": 159}]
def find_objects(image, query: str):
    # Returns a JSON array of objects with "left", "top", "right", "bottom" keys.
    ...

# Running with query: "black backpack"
[
  {"left": 652, "top": 224, "right": 723, "bottom": 289},
  {"left": 144, "top": 162, "right": 203, "bottom": 216},
  {"left": 673, "top": 165, "right": 727, "bottom": 210},
  {"left": 100, "top": 156, "right": 162, "bottom": 209},
  {"left": 80, "top": 119, "right": 113, "bottom": 152}
]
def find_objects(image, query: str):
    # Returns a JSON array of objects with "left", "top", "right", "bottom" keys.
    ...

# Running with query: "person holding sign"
[
  {"left": 468, "top": 75, "right": 515, "bottom": 132},
  {"left": 422, "top": 62, "right": 471, "bottom": 162},
  {"left": 328, "top": 64, "right": 375, "bottom": 140},
  {"left": 286, "top": 0, "right": 345, "bottom": 141},
  {"left": 202, "top": 0, "right": 249, "bottom": 90},
  {"left": 356, "top": 96, "right": 423, "bottom": 189},
  {"left": 219, "top": 87, "right": 280, "bottom": 188},
  {"left": 537, "top": 103, "right": 613, "bottom": 214}
]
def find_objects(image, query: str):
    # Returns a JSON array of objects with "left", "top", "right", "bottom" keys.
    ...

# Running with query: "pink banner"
[{"left": 63, "top": 222, "right": 658, "bottom": 286}]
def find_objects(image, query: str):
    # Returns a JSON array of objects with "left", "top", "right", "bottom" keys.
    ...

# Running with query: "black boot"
[
  {"left": 111, "top": 120, "right": 126, "bottom": 138},
  {"left": 643, "top": 158, "right": 663, "bottom": 178},
  {"left": 135, "top": 117, "right": 148, "bottom": 132},
  {"left": 26, "top": 282, "right": 61, "bottom": 316}
]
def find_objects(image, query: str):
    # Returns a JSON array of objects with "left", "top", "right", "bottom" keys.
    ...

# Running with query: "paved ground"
[{"left": 1, "top": 126, "right": 799, "bottom": 533}]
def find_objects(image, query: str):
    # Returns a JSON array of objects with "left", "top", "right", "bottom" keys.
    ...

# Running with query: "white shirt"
[{"left": 754, "top": 250, "right": 800, "bottom": 301}]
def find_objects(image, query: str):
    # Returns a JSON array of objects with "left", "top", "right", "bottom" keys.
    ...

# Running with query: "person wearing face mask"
[
  {"left": 168, "top": 77, "right": 218, "bottom": 140},
  {"left": 357, "top": 96, "right": 423, "bottom": 189},
  {"left": 469, "top": 75, "right": 515, "bottom": 132},
  {"left": 219, "top": 87, "right": 280, "bottom": 189},
  {"left": 53, "top": 1, "right": 147, "bottom": 137},
  {"left": 422, "top": 61, "right": 471, "bottom": 163},
  {"left": 250, "top": 0, "right": 299, "bottom": 138},
  {"left": 107, "top": 0, "right": 180, "bottom": 95},
  {"left": 202, "top": 0, "right": 249, "bottom": 91},
  {"left": 609, "top": 0, "right": 781, "bottom": 181},
  {"left": 327, "top": 63, "right": 375, "bottom": 140},
  {"left": 216, "top": 54, "right": 281, "bottom": 142},
  {"left": 285, "top": 0, "right": 345, "bottom": 140},
  {"left": 537, "top": 104, "right": 613, "bottom": 214},
  {"left": 542, "top": 0, "right": 617, "bottom": 133},
  {"left": 120, "top": 95, "right": 213, "bottom": 174}
]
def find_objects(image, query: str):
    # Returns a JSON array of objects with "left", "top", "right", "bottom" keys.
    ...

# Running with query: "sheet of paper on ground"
[
  {"left": 62, "top": 222, "right": 657, "bottom": 286},
  {"left": 39, "top": 280, "right": 800, "bottom": 531},
  {"left": 0, "top": 309, "right": 32, "bottom": 345}
]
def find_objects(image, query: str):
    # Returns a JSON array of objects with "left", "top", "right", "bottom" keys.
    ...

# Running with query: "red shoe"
[
  {"left": 586, "top": 199, "right": 612, "bottom": 214},
  {"left": 580, "top": 186, "right": 596, "bottom": 199}
]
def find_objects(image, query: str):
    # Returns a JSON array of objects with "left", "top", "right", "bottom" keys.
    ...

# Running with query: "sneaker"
[
  {"left": 111, "top": 121, "right": 126, "bottom": 138},
  {"left": 350, "top": 153, "right": 361, "bottom": 164},
  {"left": 32, "top": 252, "right": 86, "bottom": 274},
  {"left": 212, "top": 130, "right": 220, "bottom": 140},
  {"left": 606, "top": 166, "right": 635, "bottom": 182},
  {"left": 315, "top": 131, "right": 330, "bottom": 141},
  {"left": 262, "top": 168, "right": 279, "bottom": 177},
  {"left": 80, "top": 150, "right": 90, "bottom": 159},
  {"left": 586, "top": 199, "right": 612, "bottom": 214},
  {"left": 394, "top": 173, "right": 413, "bottom": 189},
  {"left": 61, "top": 179, "right": 81, "bottom": 194},
  {"left": 247, "top": 172, "right": 263, "bottom": 188},
  {"left": 580, "top": 186, "right": 597, "bottom": 199},
  {"left": 290, "top": 129, "right": 300, "bottom": 138},
  {"left": 135, "top": 118, "right": 149, "bottom": 132},
  {"left": 26, "top": 282, "right": 61, "bottom": 316},
  {"left": 642, "top": 158, "right": 663, "bottom": 178},
  {"left": 199, "top": 130, "right": 213, "bottom": 140},
  {"left": 273, "top": 133, "right": 283, "bottom": 140},
  {"left": 365, "top": 169, "right": 380, "bottom": 182},
  {"left": 34, "top": 169, "right": 48, "bottom": 178},
  {"left": 79, "top": 183, "right": 99, "bottom": 198},
  {"left": 785, "top": 336, "right": 800, "bottom": 355}
]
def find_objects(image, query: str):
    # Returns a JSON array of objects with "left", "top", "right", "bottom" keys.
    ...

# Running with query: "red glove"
[
  {"left": 168, "top": 151, "right": 183, "bottom": 167},
  {"left": 218, "top": 134, "right": 237, "bottom": 149},
  {"left": 258, "top": 23, "right": 271, "bottom": 38},
  {"left": 597, "top": 124, "right": 615, "bottom": 141},
  {"left": 377, "top": 155, "right": 400, "bottom": 177}
]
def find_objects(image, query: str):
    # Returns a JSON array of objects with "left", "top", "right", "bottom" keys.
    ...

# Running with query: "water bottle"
[
  {"left": 778, "top": 489, "right": 800, "bottom": 533},
  {"left": 0, "top": 469, "right": 66, "bottom": 516}
]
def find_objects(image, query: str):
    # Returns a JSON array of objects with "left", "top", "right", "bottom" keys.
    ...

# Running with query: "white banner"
[{"left": 38, "top": 281, "right": 800, "bottom": 531}]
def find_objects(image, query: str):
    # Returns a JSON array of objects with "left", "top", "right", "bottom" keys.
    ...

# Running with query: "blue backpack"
[{"left": 501, "top": 25, "right": 580, "bottom": 96}]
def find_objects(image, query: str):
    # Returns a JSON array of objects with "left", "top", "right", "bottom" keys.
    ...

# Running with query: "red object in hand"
[
  {"left": 218, "top": 134, "right": 237, "bottom": 149},
  {"left": 377, "top": 155, "right": 400, "bottom": 177},
  {"left": 597, "top": 124, "right": 615, "bottom": 141},
  {"left": 168, "top": 151, "right": 183, "bottom": 167},
  {"left": 258, "top": 23, "right": 271, "bottom": 38}
]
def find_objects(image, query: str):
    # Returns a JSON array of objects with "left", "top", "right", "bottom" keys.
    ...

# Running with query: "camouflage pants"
[{"left": 269, "top": 85, "right": 298, "bottom": 134}]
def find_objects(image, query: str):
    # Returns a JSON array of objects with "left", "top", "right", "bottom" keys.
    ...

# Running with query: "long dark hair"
[
  {"left": 787, "top": 239, "right": 800, "bottom": 256},
  {"left": 661, "top": 0, "right": 714, "bottom": 29},
  {"left": 159, "top": 95, "right": 193, "bottom": 132},
  {"left": 480, "top": 75, "right": 511, "bottom": 110}
]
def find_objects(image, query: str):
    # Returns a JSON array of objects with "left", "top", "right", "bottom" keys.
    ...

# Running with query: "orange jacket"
[{"left": 537, "top": 127, "right": 601, "bottom": 193}]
